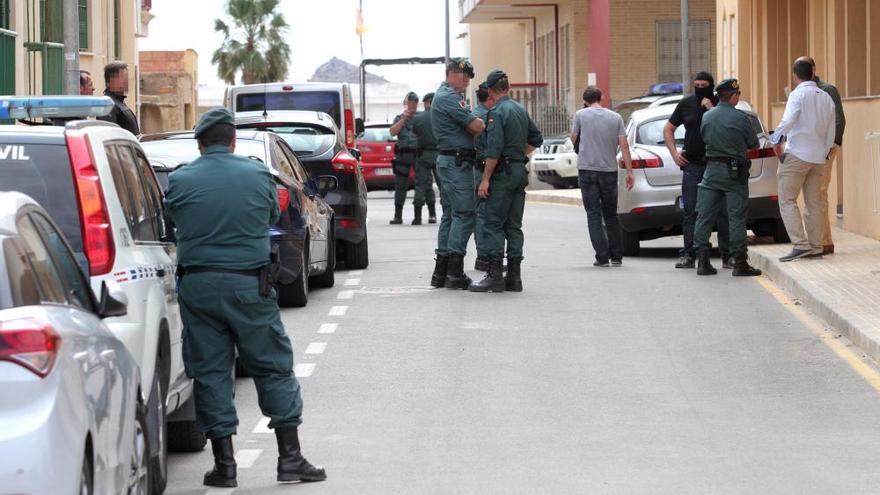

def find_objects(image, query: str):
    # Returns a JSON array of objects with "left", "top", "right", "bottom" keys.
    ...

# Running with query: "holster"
[
  {"left": 726, "top": 158, "right": 751, "bottom": 180},
  {"left": 260, "top": 245, "right": 281, "bottom": 297},
  {"left": 391, "top": 157, "right": 412, "bottom": 177}
]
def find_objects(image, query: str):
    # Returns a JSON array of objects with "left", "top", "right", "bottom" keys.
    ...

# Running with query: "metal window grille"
[
  {"left": 39, "top": 0, "right": 62, "bottom": 43},
  {"left": 113, "top": 0, "right": 120, "bottom": 59},
  {"left": 0, "top": 28, "right": 15, "bottom": 97},
  {"left": 656, "top": 21, "right": 711, "bottom": 83},
  {"left": 0, "top": 0, "right": 10, "bottom": 30},
  {"left": 79, "top": 0, "right": 88, "bottom": 50}
]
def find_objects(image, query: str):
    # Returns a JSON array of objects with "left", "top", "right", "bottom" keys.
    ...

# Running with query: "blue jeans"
[
  {"left": 681, "top": 163, "right": 729, "bottom": 258},
  {"left": 578, "top": 170, "right": 622, "bottom": 263}
]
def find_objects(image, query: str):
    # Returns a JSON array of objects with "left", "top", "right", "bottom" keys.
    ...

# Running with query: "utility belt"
[
  {"left": 177, "top": 247, "right": 279, "bottom": 297},
  {"left": 707, "top": 156, "right": 751, "bottom": 180},
  {"left": 416, "top": 146, "right": 437, "bottom": 158},
  {"left": 395, "top": 146, "right": 418, "bottom": 156},
  {"left": 439, "top": 148, "right": 478, "bottom": 168},
  {"left": 475, "top": 156, "right": 523, "bottom": 175},
  {"left": 392, "top": 146, "right": 416, "bottom": 177}
]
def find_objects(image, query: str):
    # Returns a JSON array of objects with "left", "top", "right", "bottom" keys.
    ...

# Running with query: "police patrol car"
[{"left": 0, "top": 96, "right": 200, "bottom": 492}]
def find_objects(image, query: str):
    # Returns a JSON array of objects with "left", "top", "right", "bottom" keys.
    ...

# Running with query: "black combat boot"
[
  {"left": 427, "top": 202, "right": 437, "bottom": 224},
  {"left": 203, "top": 436, "right": 237, "bottom": 488},
  {"left": 390, "top": 205, "right": 403, "bottom": 225},
  {"left": 444, "top": 254, "right": 472, "bottom": 290},
  {"left": 469, "top": 257, "right": 505, "bottom": 292},
  {"left": 505, "top": 257, "right": 523, "bottom": 292},
  {"left": 412, "top": 205, "right": 422, "bottom": 225},
  {"left": 732, "top": 258, "right": 762, "bottom": 277},
  {"left": 474, "top": 256, "right": 489, "bottom": 272},
  {"left": 430, "top": 254, "right": 449, "bottom": 288},
  {"left": 696, "top": 251, "right": 717, "bottom": 276},
  {"left": 275, "top": 426, "right": 327, "bottom": 483}
]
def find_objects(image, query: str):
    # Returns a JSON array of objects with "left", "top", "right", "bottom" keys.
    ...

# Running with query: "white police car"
[{"left": 0, "top": 96, "right": 201, "bottom": 493}]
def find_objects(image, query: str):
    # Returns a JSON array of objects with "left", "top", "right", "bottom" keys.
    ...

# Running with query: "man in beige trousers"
[{"left": 770, "top": 59, "right": 836, "bottom": 262}]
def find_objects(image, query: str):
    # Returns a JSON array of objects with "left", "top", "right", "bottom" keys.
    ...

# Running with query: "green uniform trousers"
[
  {"left": 413, "top": 152, "right": 437, "bottom": 208},
  {"left": 481, "top": 162, "right": 528, "bottom": 259},
  {"left": 179, "top": 272, "right": 303, "bottom": 439},
  {"left": 694, "top": 161, "right": 750, "bottom": 260},
  {"left": 393, "top": 157, "right": 415, "bottom": 208},
  {"left": 435, "top": 155, "right": 475, "bottom": 256},
  {"left": 473, "top": 167, "right": 488, "bottom": 258}
]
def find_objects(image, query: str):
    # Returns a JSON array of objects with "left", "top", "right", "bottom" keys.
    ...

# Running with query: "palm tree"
[{"left": 212, "top": 0, "right": 291, "bottom": 85}]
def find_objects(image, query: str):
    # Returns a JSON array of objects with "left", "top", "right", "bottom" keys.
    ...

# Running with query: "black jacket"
[{"left": 99, "top": 89, "right": 140, "bottom": 136}]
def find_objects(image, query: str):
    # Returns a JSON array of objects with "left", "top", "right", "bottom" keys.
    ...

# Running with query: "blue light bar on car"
[{"left": 0, "top": 96, "right": 114, "bottom": 120}]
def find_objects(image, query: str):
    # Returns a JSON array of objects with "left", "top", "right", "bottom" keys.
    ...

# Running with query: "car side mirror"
[
  {"left": 348, "top": 148, "right": 362, "bottom": 161},
  {"left": 314, "top": 175, "right": 338, "bottom": 197},
  {"left": 355, "top": 117, "right": 365, "bottom": 135},
  {"left": 98, "top": 280, "right": 128, "bottom": 318}
]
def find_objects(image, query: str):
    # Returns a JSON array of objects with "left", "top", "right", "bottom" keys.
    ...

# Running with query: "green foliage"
[{"left": 212, "top": 0, "right": 291, "bottom": 85}]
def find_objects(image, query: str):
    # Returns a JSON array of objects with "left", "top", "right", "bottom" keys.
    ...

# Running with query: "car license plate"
[
  {"left": 533, "top": 163, "right": 547, "bottom": 171},
  {"left": 376, "top": 167, "right": 393, "bottom": 176}
]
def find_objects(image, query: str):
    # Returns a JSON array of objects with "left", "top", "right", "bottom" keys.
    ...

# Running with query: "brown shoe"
[{"left": 822, "top": 244, "right": 835, "bottom": 255}]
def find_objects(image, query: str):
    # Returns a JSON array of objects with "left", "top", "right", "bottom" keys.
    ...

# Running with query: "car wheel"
[
  {"left": 147, "top": 368, "right": 167, "bottom": 495},
  {"left": 79, "top": 447, "right": 93, "bottom": 495},
  {"left": 344, "top": 233, "right": 369, "bottom": 269},
  {"left": 772, "top": 219, "right": 791, "bottom": 243},
  {"left": 279, "top": 245, "right": 309, "bottom": 307},
  {"left": 310, "top": 224, "right": 336, "bottom": 288},
  {"left": 129, "top": 402, "right": 151, "bottom": 495},
  {"left": 622, "top": 230, "right": 640, "bottom": 257},
  {"left": 167, "top": 419, "right": 206, "bottom": 453}
]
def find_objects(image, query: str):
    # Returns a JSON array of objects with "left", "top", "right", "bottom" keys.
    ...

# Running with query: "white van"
[{"left": 225, "top": 82, "right": 362, "bottom": 150}]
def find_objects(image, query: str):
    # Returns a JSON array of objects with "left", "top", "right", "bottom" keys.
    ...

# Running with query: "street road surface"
[{"left": 166, "top": 192, "right": 880, "bottom": 494}]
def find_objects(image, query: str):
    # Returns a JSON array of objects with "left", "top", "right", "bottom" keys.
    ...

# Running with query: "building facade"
[
  {"left": 717, "top": 0, "right": 880, "bottom": 240},
  {"left": 139, "top": 49, "right": 197, "bottom": 133}
]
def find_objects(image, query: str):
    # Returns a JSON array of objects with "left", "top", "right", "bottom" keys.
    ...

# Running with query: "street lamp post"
[
  {"left": 444, "top": 0, "right": 450, "bottom": 65},
  {"left": 62, "top": 0, "right": 80, "bottom": 95},
  {"left": 681, "top": 0, "right": 690, "bottom": 95}
]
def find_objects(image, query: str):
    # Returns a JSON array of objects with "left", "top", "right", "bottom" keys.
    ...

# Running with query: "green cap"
[
  {"left": 405, "top": 91, "right": 419, "bottom": 102},
  {"left": 484, "top": 69, "right": 507, "bottom": 89},
  {"left": 194, "top": 107, "right": 235, "bottom": 139},
  {"left": 715, "top": 78, "right": 740, "bottom": 92}
]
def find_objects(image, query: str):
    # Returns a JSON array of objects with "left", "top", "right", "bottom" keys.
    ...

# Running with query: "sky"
[{"left": 140, "top": 0, "right": 469, "bottom": 99}]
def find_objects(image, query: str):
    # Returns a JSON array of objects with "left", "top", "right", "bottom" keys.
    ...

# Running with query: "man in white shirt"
[{"left": 770, "top": 59, "right": 836, "bottom": 262}]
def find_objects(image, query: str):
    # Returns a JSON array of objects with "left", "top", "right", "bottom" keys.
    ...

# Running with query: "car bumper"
[
  {"left": 619, "top": 196, "right": 782, "bottom": 237},
  {"left": 361, "top": 162, "right": 414, "bottom": 190}
]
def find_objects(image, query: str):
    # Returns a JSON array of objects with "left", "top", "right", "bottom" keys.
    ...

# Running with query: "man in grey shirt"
[{"left": 570, "top": 86, "right": 633, "bottom": 266}]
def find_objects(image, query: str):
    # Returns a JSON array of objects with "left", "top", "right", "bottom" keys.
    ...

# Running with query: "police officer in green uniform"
[
  {"left": 693, "top": 79, "right": 763, "bottom": 277},
  {"left": 411, "top": 92, "right": 438, "bottom": 225},
  {"left": 389, "top": 92, "right": 420, "bottom": 224},
  {"left": 473, "top": 82, "right": 495, "bottom": 272},
  {"left": 470, "top": 70, "right": 543, "bottom": 292},
  {"left": 429, "top": 58, "right": 486, "bottom": 289},
  {"left": 164, "top": 109, "right": 326, "bottom": 488}
]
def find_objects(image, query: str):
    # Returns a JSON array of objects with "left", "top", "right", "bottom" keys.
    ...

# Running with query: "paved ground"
[{"left": 166, "top": 192, "right": 880, "bottom": 495}]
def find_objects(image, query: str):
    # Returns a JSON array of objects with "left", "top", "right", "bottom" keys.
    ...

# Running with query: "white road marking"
[
  {"left": 234, "top": 449, "right": 262, "bottom": 468},
  {"left": 294, "top": 363, "right": 316, "bottom": 377},
  {"left": 252, "top": 417, "right": 271, "bottom": 434},
  {"left": 348, "top": 270, "right": 364, "bottom": 276},
  {"left": 329, "top": 306, "right": 348, "bottom": 316},
  {"left": 337, "top": 290, "right": 354, "bottom": 299},
  {"left": 318, "top": 323, "right": 338, "bottom": 334},
  {"left": 205, "top": 488, "right": 236, "bottom": 495},
  {"left": 305, "top": 342, "right": 327, "bottom": 354},
  {"left": 344, "top": 278, "right": 360, "bottom": 286}
]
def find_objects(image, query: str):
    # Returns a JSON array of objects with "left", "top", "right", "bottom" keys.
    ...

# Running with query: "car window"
[
  {"left": 613, "top": 102, "right": 651, "bottom": 126},
  {"left": 746, "top": 114, "right": 765, "bottom": 136},
  {"left": 29, "top": 212, "right": 93, "bottom": 311},
  {"left": 637, "top": 118, "right": 685, "bottom": 146},
  {"left": 2, "top": 238, "right": 42, "bottom": 308},
  {"left": 133, "top": 148, "right": 166, "bottom": 241},
  {"left": 115, "top": 144, "right": 158, "bottom": 242},
  {"left": 277, "top": 141, "right": 310, "bottom": 182},
  {"left": 236, "top": 91, "right": 342, "bottom": 127},
  {"left": 105, "top": 143, "right": 135, "bottom": 229},
  {"left": 270, "top": 140, "right": 297, "bottom": 179},
  {"left": 256, "top": 125, "right": 337, "bottom": 157},
  {"left": 140, "top": 137, "right": 268, "bottom": 166},
  {"left": 360, "top": 127, "right": 394, "bottom": 142},
  {"left": 15, "top": 215, "right": 67, "bottom": 304}
]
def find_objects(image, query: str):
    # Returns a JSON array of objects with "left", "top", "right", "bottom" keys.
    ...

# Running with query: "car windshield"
[
  {"left": 236, "top": 91, "right": 342, "bottom": 128},
  {"left": 637, "top": 118, "right": 685, "bottom": 146},
  {"left": 360, "top": 127, "right": 393, "bottom": 142},
  {"left": 244, "top": 124, "right": 337, "bottom": 155},
  {"left": 141, "top": 137, "right": 267, "bottom": 165},
  {"left": 0, "top": 141, "right": 83, "bottom": 256}
]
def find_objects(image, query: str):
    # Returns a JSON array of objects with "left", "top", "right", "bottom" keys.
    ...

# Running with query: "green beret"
[
  {"left": 447, "top": 57, "right": 475, "bottom": 78},
  {"left": 422, "top": 92, "right": 434, "bottom": 102},
  {"left": 484, "top": 69, "right": 507, "bottom": 89},
  {"left": 405, "top": 91, "right": 419, "bottom": 102},
  {"left": 716, "top": 78, "right": 740, "bottom": 92},
  {"left": 194, "top": 108, "right": 235, "bottom": 139}
]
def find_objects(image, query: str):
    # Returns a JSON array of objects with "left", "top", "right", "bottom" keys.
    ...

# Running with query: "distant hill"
[{"left": 309, "top": 57, "right": 387, "bottom": 84}]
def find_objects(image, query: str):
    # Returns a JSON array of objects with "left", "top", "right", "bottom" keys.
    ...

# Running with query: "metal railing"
[
  {"left": 510, "top": 83, "right": 572, "bottom": 138},
  {"left": 24, "top": 41, "right": 64, "bottom": 95}
]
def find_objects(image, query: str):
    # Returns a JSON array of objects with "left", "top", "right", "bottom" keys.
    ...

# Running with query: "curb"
[
  {"left": 525, "top": 191, "right": 583, "bottom": 207},
  {"left": 749, "top": 250, "right": 880, "bottom": 364}
]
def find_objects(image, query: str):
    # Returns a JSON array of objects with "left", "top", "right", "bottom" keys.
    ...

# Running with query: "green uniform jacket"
[
  {"left": 392, "top": 113, "right": 419, "bottom": 151},
  {"left": 700, "top": 102, "right": 759, "bottom": 161},
  {"left": 165, "top": 145, "right": 279, "bottom": 269},
  {"left": 474, "top": 103, "right": 490, "bottom": 157},
  {"left": 816, "top": 78, "right": 846, "bottom": 146},
  {"left": 484, "top": 95, "right": 543, "bottom": 162},
  {"left": 430, "top": 82, "right": 477, "bottom": 150},
  {"left": 411, "top": 110, "right": 437, "bottom": 151}
]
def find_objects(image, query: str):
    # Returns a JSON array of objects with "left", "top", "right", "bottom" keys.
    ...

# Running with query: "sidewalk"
[{"left": 527, "top": 189, "right": 880, "bottom": 364}]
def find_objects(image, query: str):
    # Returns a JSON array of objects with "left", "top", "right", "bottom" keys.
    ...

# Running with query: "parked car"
[
  {"left": 0, "top": 191, "right": 148, "bottom": 495},
  {"left": 233, "top": 110, "right": 369, "bottom": 269},
  {"left": 141, "top": 128, "right": 338, "bottom": 306},
  {"left": 355, "top": 123, "right": 416, "bottom": 191},
  {"left": 224, "top": 81, "right": 363, "bottom": 149},
  {"left": 613, "top": 94, "right": 683, "bottom": 126},
  {"left": 532, "top": 135, "right": 578, "bottom": 189},
  {"left": 615, "top": 101, "right": 787, "bottom": 256},
  {"left": 0, "top": 95, "right": 200, "bottom": 494}
]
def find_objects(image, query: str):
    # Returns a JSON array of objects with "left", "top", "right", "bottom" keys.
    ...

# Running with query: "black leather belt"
[
  {"left": 420, "top": 146, "right": 437, "bottom": 151},
  {"left": 706, "top": 156, "right": 744, "bottom": 165},
  {"left": 396, "top": 147, "right": 417, "bottom": 154},
  {"left": 177, "top": 266, "right": 261, "bottom": 277},
  {"left": 439, "top": 149, "right": 476, "bottom": 158}
]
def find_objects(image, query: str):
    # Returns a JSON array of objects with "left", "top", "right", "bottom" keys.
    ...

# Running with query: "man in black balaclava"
[{"left": 663, "top": 71, "right": 731, "bottom": 269}]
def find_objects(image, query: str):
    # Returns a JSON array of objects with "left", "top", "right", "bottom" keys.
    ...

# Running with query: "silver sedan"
[{"left": 0, "top": 192, "right": 148, "bottom": 495}]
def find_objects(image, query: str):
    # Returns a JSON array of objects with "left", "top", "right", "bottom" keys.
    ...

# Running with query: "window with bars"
[
  {"left": 79, "top": 0, "right": 88, "bottom": 50},
  {"left": 0, "top": 0, "right": 10, "bottom": 29},
  {"left": 40, "top": 0, "right": 63, "bottom": 43},
  {"left": 114, "top": 0, "right": 120, "bottom": 59},
  {"left": 656, "top": 21, "right": 711, "bottom": 83}
]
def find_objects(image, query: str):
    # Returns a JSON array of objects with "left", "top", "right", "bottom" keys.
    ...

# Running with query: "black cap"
[
  {"left": 405, "top": 91, "right": 419, "bottom": 102},
  {"left": 447, "top": 57, "right": 475, "bottom": 78},
  {"left": 422, "top": 92, "right": 434, "bottom": 102},
  {"left": 716, "top": 78, "right": 740, "bottom": 92}
]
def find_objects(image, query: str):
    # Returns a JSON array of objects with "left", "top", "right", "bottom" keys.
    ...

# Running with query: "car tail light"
[
  {"left": 747, "top": 147, "right": 777, "bottom": 160},
  {"left": 277, "top": 185, "right": 290, "bottom": 211},
  {"left": 332, "top": 150, "right": 359, "bottom": 173},
  {"left": 0, "top": 316, "right": 59, "bottom": 378},
  {"left": 620, "top": 151, "right": 662, "bottom": 169},
  {"left": 338, "top": 218, "right": 360, "bottom": 229},
  {"left": 66, "top": 132, "right": 115, "bottom": 276},
  {"left": 631, "top": 207, "right": 648, "bottom": 215},
  {"left": 282, "top": 85, "right": 293, "bottom": 91},
  {"left": 770, "top": 195, "right": 779, "bottom": 202},
  {"left": 344, "top": 108, "right": 355, "bottom": 148}
]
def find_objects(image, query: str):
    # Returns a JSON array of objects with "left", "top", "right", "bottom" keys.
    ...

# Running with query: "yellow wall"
[{"left": 468, "top": 23, "right": 528, "bottom": 86}]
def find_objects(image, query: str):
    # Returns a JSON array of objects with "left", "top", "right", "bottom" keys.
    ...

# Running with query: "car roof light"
[{"left": 0, "top": 96, "right": 114, "bottom": 120}]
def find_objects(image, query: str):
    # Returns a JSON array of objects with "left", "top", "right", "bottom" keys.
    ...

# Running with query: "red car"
[{"left": 356, "top": 123, "right": 415, "bottom": 191}]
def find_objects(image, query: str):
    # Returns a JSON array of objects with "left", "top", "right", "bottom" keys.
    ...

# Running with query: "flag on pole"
[{"left": 356, "top": 9, "right": 368, "bottom": 35}]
